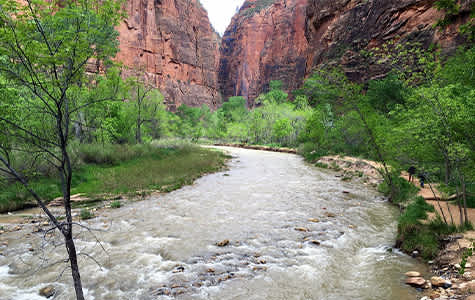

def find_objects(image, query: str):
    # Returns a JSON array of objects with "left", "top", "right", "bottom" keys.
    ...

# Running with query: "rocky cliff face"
[
  {"left": 219, "top": 0, "right": 309, "bottom": 106},
  {"left": 219, "top": 0, "right": 471, "bottom": 105},
  {"left": 305, "top": 0, "right": 472, "bottom": 82},
  {"left": 115, "top": 0, "right": 221, "bottom": 110}
]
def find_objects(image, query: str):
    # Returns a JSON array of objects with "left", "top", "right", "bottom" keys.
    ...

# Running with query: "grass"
[
  {"left": 0, "top": 142, "right": 229, "bottom": 213},
  {"left": 71, "top": 146, "right": 227, "bottom": 195},
  {"left": 110, "top": 201, "right": 121, "bottom": 208}
]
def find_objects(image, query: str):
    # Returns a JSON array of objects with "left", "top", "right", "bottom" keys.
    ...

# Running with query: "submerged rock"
[
  {"left": 216, "top": 240, "right": 230, "bottom": 247},
  {"left": 39, "top": 286, "right": 55, "bottom": 298}
]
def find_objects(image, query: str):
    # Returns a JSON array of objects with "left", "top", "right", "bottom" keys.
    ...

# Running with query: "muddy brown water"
[{"left": 0, "top": 147, "right": 429, "bottom": 299}]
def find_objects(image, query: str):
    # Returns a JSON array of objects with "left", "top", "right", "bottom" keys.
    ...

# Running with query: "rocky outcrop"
[
  {"left": 115, "top": 0, "right": 221, "bottom": 110},
  {"left": 305, "top": 0, "right": 473, "bottom": 82},
  {"left": 219, "top": 0, "right": 309, "bottom": 107},
  {"left": 219, "top": 0, "right": 471, "bottom": 105}
]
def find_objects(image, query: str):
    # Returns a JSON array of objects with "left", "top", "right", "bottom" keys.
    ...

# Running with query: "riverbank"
[
  {"left": 308, "top": 155, "right": 475, "bottom": 299},
  {"left": 0, "top": 143, "right": 229, "bottom": 215},
  {"left": 213, "top": 143, "right": 297, "bottom": 154}
]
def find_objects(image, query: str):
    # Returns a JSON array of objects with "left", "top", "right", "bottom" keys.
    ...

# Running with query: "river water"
[{"left": 0, "top": 147, "right": 428, "bottom": 299}]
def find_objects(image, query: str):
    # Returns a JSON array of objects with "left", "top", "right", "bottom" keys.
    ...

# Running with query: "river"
[{"left": 0, "top": 147, "right": 428, "bottom": 299}]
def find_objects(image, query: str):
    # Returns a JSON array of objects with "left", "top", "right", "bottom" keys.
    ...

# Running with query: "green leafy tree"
[
  {"left": 126, "top": 78, "right": 165, "bottom": 144},
  {"left": 0, "top": 0, "right": 124, "bottom": 298}
]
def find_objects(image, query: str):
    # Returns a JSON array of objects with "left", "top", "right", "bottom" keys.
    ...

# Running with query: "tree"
[
  {"left": 0, "top": 0, "right": 124, "bottom": 299},
  {"left": 126, "top": 78, "right": 164, "bottom": 144}
]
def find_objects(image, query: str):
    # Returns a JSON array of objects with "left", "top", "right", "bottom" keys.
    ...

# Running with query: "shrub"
[
  {"left": 80, "top": 209, "right": 94, "bottom": 220},
  {"left": 378, "top": 173, "right": 419, "bottom": 204},
  {"left": 110, "top": 201, "right": 121, "bottom": 208}
]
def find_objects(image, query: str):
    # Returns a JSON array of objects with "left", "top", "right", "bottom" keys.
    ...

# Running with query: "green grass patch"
[
  {"left": 0, "top": 143, "right": 228, "bottom": 213},
  {"left": 396, "top": 197, "right": 459, "bottom": 260},
  {"left": 0, "top": 178, "right": 61, "bottom": 213},
  {"left": 71, "top": 146, "right": 227, "bottom": 196}
]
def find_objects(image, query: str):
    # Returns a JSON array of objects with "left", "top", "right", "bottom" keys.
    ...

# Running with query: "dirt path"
[{"left": 401, "top": 173, "right": 475, "bottom": 226}]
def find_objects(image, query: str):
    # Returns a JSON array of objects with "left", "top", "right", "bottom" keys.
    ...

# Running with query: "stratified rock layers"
[
  {"left": 219, "top": 0, "right": 471, "bottom": 105},
  {"left": 305, "top": 0, "right": 471, "bottom": 82},
  {"left": 115, "top": 0, "right": 221, "bottom": 110},
  {"left": 219, "top": 0, "right": 309, "bottom": 106}
]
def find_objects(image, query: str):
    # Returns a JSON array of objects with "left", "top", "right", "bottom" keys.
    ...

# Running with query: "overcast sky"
[{"left": 200, "top": 0, "right": 246, "bottom": 35}]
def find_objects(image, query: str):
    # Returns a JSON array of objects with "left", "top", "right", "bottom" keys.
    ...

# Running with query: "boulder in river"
[
  {"left": 405, "top": 277, "right": 426, "bottom": 287},
  {"left": 39, "top": 286, "right": 55, "bottom": 298},
  {"left": 216, "top": 239, "right": 230, "bottom": 247},
  {"left": 294, "top": 227, "right": 309, "bottom": 232}
]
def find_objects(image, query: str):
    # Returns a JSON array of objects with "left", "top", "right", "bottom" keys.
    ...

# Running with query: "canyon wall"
[
  {"left": 219, "top": 0, "right": 472, "bottom": 106},
  {"left": 305, "top": 0, "right": 472, "bottom": 82},
  {"left": 219, "top": 0, "right": 309, "bottom": 107},
  {"left": 115, "top": 0, "right": 221, "bottom": 110}
]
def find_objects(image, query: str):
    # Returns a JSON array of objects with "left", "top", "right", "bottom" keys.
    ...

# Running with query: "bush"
[
  {"left": 397, "top": 198, "right": 458, "bottom": 260},
  {"left": 110, "top": 201, "right": 121, "bottom": 208},
  {"left": 378, "top": 173, "right": 419, "bottom": 203},
  {"left": 80, "top": 209, "right": 94, "bottom": 220}
]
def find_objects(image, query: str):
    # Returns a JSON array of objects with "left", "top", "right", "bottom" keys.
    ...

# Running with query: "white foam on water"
[{"left": 0, "top": 264, "right": 10, "bottom": 278}]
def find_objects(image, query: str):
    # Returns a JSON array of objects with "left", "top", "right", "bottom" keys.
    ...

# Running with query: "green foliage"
[
  {"left": 366, "top": 74, "right": 407, "bottom": 114},
  {"left": 459, "top": 244, "right": 474, "bottom": 275},
  {"left": 110, "top": 201, "right": 121, "bottom": 208},
  {"left": 378, "top": 174, "right": 419, "bottom": 204},
  {"left": 397, "top": 198, "right": 441, "bottom": 260},
  {"left": 239, "top": 0, "right": 276, "bottom": 18},
  {"left": 435, "top": 0, "right": 474, "bottom": 40},
  {"left": 80, "top": 209, "right": 94, "bottom": 220}
]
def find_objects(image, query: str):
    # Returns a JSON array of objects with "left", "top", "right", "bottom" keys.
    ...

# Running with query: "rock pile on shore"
[{"left": 406, "top": 232, "right": 475, "bottom": 299}]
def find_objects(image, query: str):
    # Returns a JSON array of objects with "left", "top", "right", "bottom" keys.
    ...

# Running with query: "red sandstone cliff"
[
  {"left": 219, "top": 0, "right": 309, "bottom": 107},
  {"left": 115, "top": 0, "right": 221, "bottom": 110},
  {"left": 219, "top": 0, "right": 472, "bottom": 105}
]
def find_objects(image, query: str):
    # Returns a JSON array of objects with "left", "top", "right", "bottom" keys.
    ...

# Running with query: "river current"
[{"left": 0, "top": 147, "right": 428, "bottom": 299}]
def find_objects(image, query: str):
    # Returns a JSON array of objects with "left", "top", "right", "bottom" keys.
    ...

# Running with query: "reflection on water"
[{"left": 0, "top": 147, "right": 428, "bottom": 299}]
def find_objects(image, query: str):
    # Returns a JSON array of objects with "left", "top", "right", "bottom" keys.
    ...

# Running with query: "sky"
[{"left": 200, "top": 0, "right": 246, "bottom": 35}]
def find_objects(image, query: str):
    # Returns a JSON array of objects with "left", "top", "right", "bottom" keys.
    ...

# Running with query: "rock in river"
[
  {"left": 405, "top": 271, "right": 421, "bottom": 277},
  {"left": 405, "top": 277, "right": 426, "bottom": 287},
  {"left": 216, "top": 239, "right": 230, "bottom": 247},
  {"left": 39, "top": 286, "right": 55, "bottom": 298}
]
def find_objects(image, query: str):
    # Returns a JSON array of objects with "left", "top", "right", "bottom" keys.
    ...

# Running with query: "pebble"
[
  {"left": 308, "top": 218, "right": 320, "bottom": 223},
  {"left": 309, "top": 240, "right": 321, "bottom": 246},
  {"left": 294, "top": 227, "right": 309, "bottom": 232}
]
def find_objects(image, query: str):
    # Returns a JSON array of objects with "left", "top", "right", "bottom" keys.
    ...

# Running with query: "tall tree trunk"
[
  {"left": 462, "top": 175, "right": 468, "bottom": 225},
  {"left": 456, "top": 186, "right": 464, "bottom": 226},
  {"left": 444, "top": 154, "right": 451, "bottom": 185},
  {"left": 65, "top": 234, "right": 85, "bottom": 300}
]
